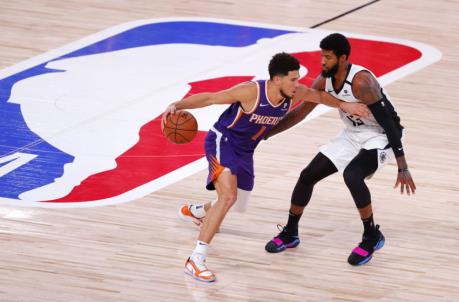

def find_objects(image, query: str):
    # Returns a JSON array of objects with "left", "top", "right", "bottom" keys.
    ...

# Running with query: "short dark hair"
[
  {"left": 320, "top": 33, "right": 351, "bottom": 59},
  {"left": 268, "top": 52, "right": 300, "bottom": 80}
]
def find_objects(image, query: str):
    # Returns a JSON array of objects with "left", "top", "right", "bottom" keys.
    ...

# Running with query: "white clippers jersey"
[{"left": 325, "top": 64, "right": 394, "bottom": 133}]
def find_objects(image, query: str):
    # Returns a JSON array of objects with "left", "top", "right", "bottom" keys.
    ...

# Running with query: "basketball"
[{"left": 162, "top": 110, "right": 198, "bottom": 144}]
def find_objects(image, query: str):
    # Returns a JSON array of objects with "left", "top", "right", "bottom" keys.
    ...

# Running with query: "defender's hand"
[
  {"left": 340, "top": 102, "right": 370, "bottom": 118},
  {"left": 394, "top": 169, "right": 416, "bottom": 195}
]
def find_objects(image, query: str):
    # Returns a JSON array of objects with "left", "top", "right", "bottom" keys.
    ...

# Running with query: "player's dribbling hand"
[
  {"left": 162, "top": 102, "right": 177, "bottom": 129},
  {"left": 340, "top": 102, "right": 370, "bottom": 118},
  {"left": 394, "top": 169, "right": 416, "bottom": 195}
]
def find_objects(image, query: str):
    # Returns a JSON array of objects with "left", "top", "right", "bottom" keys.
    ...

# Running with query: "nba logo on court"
[{"left": 0, "top": 18, "right": 441, "bottom": 207}]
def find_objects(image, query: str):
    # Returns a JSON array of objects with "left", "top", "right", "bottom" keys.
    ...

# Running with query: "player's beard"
[{"left": 321, "top": 61, "right": 339, "bottom": 78}]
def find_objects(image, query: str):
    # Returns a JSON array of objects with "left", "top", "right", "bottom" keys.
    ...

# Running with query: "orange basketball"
[{"left": 162, "top": 110, "right": 198, "bottom": 144}]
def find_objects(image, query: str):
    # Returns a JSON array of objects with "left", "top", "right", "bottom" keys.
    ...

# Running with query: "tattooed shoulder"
[{"left": 351, "top": 71, "right": 382, "bottom": 104}]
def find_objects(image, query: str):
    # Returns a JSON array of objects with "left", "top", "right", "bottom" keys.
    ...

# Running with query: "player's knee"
[
  {"left": 220, "top": 192, "right": 238, "bottom": 209},
  {"left": 298, "top": 166, "right": 318, "bottom": 186},
  {"left": 343, "top": 166, "right": 364, "bottom": 190}
]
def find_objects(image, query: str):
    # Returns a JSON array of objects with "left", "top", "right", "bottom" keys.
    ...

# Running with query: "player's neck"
[
  {"left": 332, "top": 62, "right": 350, "bottom": 87},
  {"left": 266, "top": 80, "right": 284, "bottom": 104}
]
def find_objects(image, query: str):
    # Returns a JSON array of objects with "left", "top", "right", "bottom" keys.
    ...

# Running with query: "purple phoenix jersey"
[
  {"left": 214, "top": 80, "right": 292, "bottom": 152},
  {"left": 205, "top": 80, "right": 292, "bottom": 191}
]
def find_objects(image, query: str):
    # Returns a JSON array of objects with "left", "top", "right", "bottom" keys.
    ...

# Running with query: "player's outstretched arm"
[
  {"left": 264, "top": 101, "right": 318, "bottom": 140},
  {"left": 162, "top": 82, "right": 257, "bottom": 125},
  {"left": 264, "top": 76, "right": 326, "bottom": 140},
  {"left": 352, "top": 71, "right": 416, "bottom": 195},
  {"left": 300, "top": 86, "right": 370, "bottom": 118}
]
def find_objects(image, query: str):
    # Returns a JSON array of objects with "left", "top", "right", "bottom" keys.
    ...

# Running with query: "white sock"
[
  {"left": 190, "top": 204, "right": 206, "bottom": 219},
  {"left": 192, "top": 240, "right": 209, "bottom": 259}
]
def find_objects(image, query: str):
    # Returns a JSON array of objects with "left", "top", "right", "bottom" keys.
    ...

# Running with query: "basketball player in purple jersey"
[
  {"left": 162, "top": 52, "right": 369, "bottom": 282},
  {"left": 263, "top": 34, "right": 416, "bottom": 266}
]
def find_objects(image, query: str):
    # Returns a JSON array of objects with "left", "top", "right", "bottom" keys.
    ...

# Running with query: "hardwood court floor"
[{"left": 0, "top": 1, "right": 458, "bottom": 301}]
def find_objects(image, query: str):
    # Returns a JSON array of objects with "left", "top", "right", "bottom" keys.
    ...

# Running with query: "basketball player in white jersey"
[{"left": 264, "top": 33, "right": 416, "bottom": 265}]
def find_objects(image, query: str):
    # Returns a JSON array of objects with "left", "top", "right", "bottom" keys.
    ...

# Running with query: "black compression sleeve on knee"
[
  {"left": 291, "top": 153, "right": 337, "bottom": 207},
  {"left": 343, "top": 149, "right": 378, "bottom": 209},
  {"left": 343, "top": 168, "right": 371, "bottom": 208},
  {"left": 368, "top": 94, "right": 404, "bottom": 157}
]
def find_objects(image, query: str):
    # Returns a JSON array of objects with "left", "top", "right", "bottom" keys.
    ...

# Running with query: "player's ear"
[{"left": 272, "top": 74, "right": 282, "bottom": 85}]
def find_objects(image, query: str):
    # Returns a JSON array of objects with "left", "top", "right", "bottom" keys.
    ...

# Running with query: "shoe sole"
[
  {"left": 184, "top": 267, "right": 216, "bottom": 283},
  {"left": 266, "top": 239, "right": 300, "bottom": 253}
]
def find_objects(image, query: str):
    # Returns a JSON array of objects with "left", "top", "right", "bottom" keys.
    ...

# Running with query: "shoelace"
[
  {"left": 359, "top": 225, "right": 381, "bottom": 250},
  {"left": 275, "top": 224, "right": 291, "bottom": 240},
  {"left": 276, "top": 224, "right": 285, "bottom": 232},
  {"left": 192, "top": 254, "right": 208, "bottom": 271}
]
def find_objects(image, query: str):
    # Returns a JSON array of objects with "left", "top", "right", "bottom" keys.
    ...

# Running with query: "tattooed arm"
[{"left": 352, "top": 71, "right": 416, "bottom": 195}]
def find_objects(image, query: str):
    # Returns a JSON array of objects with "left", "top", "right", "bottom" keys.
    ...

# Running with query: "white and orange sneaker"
[
  {"left": 178, "top": 204, "right": 204, "bottom": 227},
  {"left": 185, "top": 255, "right": 216, "bottom": 282}
]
